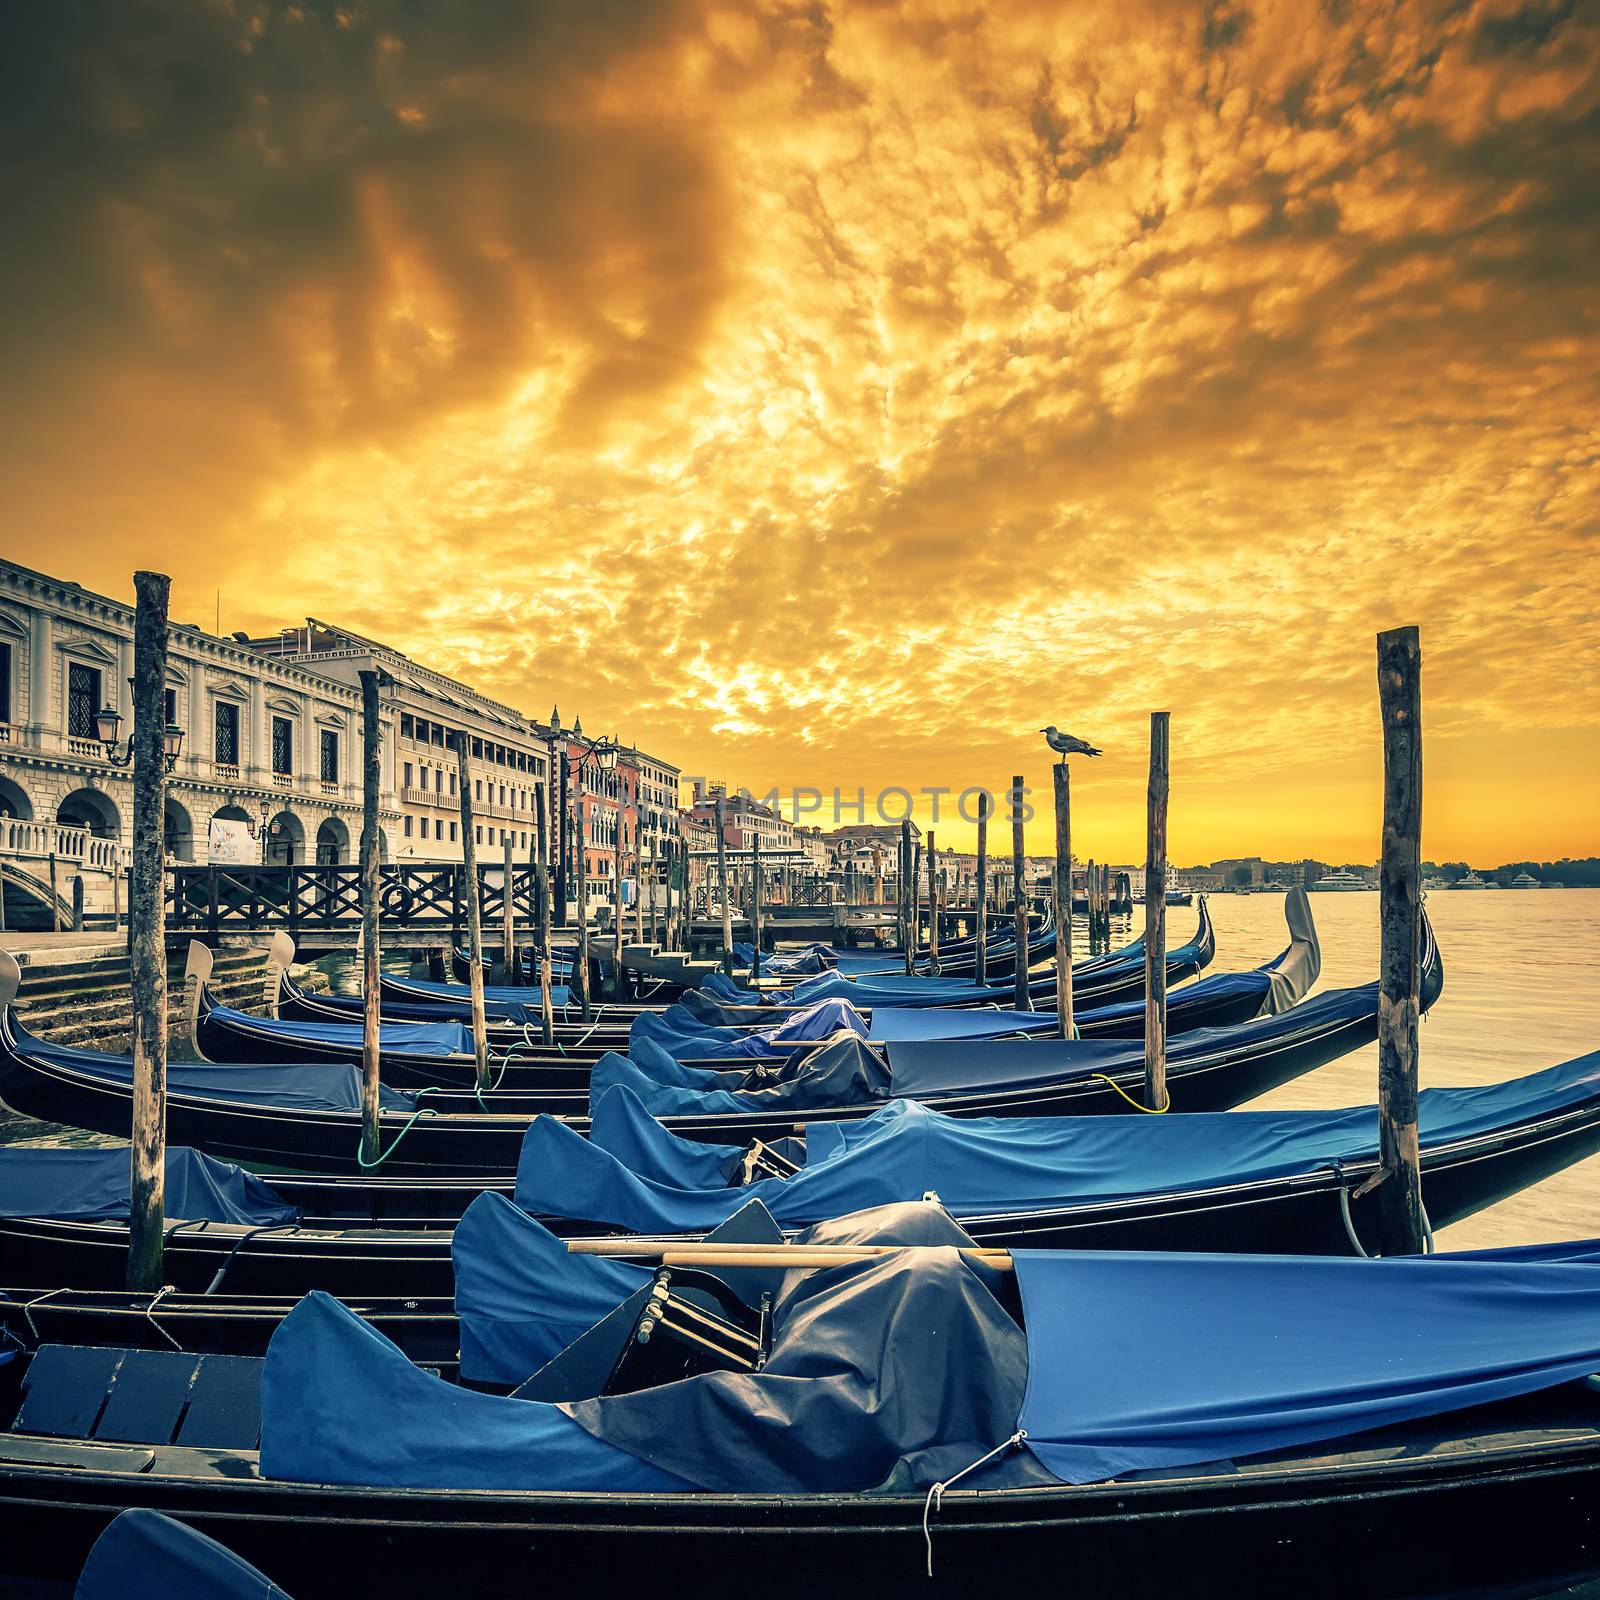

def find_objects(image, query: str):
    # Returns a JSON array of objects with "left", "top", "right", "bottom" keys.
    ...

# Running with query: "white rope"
[
  {"left": 921, "top": 1429, "right": 1027, "bottom": 1577},
  {"left": 143, "top": 1284, "right": 185, "bottom": 1352},
  {"left": 20, "top": 1286, "right": 66, "bottom": 1342}
]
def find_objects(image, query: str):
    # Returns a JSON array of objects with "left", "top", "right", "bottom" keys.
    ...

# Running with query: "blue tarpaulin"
[
  {"left": 1013, "top": 1248, "right": 1600, "bottom": 1483},
  {"left": 589, "top": 1081, "right": 746, "bottom": 1187},
  {"left": 13, "top": 1024, "right": 417, "bottom": 1113},
  {"left": 208, "top": 1001, "right": 471, "bottom": 1057},
  {"left": 0, "top": 1145, "right": 299, "bottom": 1225},
  {"left": 631, "top": 998, "right": 868, "bottom": 1061},
  {"left": 790, "top": 972, "right": 1011, "bottom": 1007},
  {"left": 453, "top": 1192, "right": 650, "bottom": 1383},
  {"left": 522, "top": 1054, "right": 1600, "bottom": 1234},
  {"left": 76, "top": 1508, "right": 293, "bottom": 1600},
  {"left": 261, "top": 1292, "right": 690, "bottom": 1492},
  {"left": 384, "top": 973, "right": 573, "bottom": 1020}
]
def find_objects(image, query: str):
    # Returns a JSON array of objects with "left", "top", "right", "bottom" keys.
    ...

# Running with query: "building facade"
[
  {"left": 247, "top": 621, "right": 550, "bottom": 867},
  {"left": 0, "top": 560, "right": 371, "bottom": 923}
]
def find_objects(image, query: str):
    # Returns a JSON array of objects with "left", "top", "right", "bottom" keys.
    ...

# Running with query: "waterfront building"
[
  {"left": 247, "top": 621, "right": 549, "bottom": 868},
  {"left": 0, "top": 560, "right": 369, "bottom": 926}
]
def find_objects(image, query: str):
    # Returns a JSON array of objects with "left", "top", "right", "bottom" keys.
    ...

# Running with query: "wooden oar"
[{"left": 566, "top": 1239, "right": 1015, "bottom": 1270}]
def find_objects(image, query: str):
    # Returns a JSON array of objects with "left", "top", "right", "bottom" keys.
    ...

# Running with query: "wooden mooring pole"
[
  {"left": 1052, "top": 764, "right": 1072, "bottom": 1039},
  {"left": 357, "top": 671, "right": 384, "bottom": 1166},
  {"left": 502, "top": 831, "right": 518, "bottom": 986},
  {"left": 1011, "top": 775, "right": 1028, "bottom": 1011},
  {"left": 534, "top": 782, "right": 554, "bottom": 1046},
  {"left": 716, "top": 793, "right": 733, "bottom": 973},
  {"left": 975, "top": 792, "right": 989, "bottom": 987},
  {"left": 899, "top": 822, "right": 913, "bottom": 971},
  {"left": 454, "top": 734, "right": 491, "bottom": 1090},
  {"left": 1143, "top": 713, "right": 1170, "bottom": 1111},
  {"left": 612, "top": 821, "right": 625, "bottom": 1000},
  {"left": 574, "top": 789, "right": 592, "bottom": 1017},
  {"left": 1376, "top": 626, "right": 1427, "bottom": 1256},
  {"left": 751, "top": 832, "right": 763, "bottom": 982},
  {"left": 909, "top": 835, "right": 922, "bottom": 973},
  {"left": 127, "top": 571, "right": 172, "bottom": 1292},
  {"left": 926, "top": 832, "right": 940, "bottom": 975}
]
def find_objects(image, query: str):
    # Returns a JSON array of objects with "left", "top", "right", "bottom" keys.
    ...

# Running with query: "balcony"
[
  {"left": 66, "top": 737, "right": 105, "bottom": 760},
  {"left": 212, "top": 762, "right": 241, "bottom": 782},
  {"left": 271, "top": 771, "right": 294, "bottom": 789},
  {"left": 2, "top": 817, "right": 128, "bottom": 872}
]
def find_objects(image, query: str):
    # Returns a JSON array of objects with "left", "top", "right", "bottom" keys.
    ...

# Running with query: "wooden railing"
[{"left": 165, "top": 862, "right": 542, "bottom": 936}]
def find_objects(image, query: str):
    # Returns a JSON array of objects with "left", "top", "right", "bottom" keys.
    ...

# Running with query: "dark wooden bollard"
[
  {"left": 1052, "top": 764, "right": 1072, "bottom": 1039},
  {"left": 127, "top": 571, "right": 172, "bottom": 1293},
  {"left": 1011, "top": 775, "right": 1028, "bottom": 1011},
  {"left": 453, "top": 733, "right": 491, "bottom": 1090},
  {"left": 1143, "top": 713, "right": 1170, "bottom": 1111},
  {"left": 716, "top": 794, "right": 733, "bottom": 973},
  {"left": 1375, "top": 625, "right": 1427, "bottom": 1255},
  {"left": 975, "top": 792, "right": 990, "bottom": 988},
  {"left": 534, "top": 782, "right": 554, "bottom": 1045},
  {"left": 357, "top": 671, "right": 384, "bottom": 1164}
]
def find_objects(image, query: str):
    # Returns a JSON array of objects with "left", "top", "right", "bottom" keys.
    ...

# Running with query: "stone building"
[
  {"left": 246, "top": 620, "right": 550, "bottom": 867},
  {"left": 0, "top": 559, "right": 371, "bottom": 926}
]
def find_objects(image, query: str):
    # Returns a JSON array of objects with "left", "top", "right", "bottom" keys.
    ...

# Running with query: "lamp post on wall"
[{"left": 94, "top": 704, "right": 184, "bottom": 772}]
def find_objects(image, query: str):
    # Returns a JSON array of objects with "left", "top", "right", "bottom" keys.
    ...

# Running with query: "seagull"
[{"left": 1041, "top": 726, "right": 1103, "bottom": 762}]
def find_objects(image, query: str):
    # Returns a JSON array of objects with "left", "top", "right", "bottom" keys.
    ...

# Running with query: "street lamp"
[{"left": 95, "top": 705, "right": 184, "bottom": 772}]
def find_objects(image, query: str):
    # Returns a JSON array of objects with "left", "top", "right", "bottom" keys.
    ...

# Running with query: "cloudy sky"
[{"left": 4, "top": 0, "right": 1596, "bottom": 864}]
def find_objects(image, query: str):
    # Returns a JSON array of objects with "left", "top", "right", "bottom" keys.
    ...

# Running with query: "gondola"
[
  {"left": 268, "top": 898, "right": 1295, "bottom": 1092},
  {"left": 3, "top": 1221, "right": 1600, "bottom": 1600},
  {"left": 0, "top": 915, "right": 1436, "bottom": 1171},
  {"left": 2, "top": 1035, "right": 1595, "bottom": 1297},
  {"left": 255, "top": 901, "right": 1219, "bottom": 1079}
]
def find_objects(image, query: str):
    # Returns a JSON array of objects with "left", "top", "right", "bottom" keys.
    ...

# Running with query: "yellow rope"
[{"left": 1089, "top": 1073, "right": 1170, "bottom": 1114}]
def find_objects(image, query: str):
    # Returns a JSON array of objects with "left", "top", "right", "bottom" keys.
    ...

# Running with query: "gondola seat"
[{"left": 10, "top": 1344, "right": 262, "bottom": 1449}]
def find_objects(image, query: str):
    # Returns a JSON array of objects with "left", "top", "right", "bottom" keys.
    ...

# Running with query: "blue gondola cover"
[
  {"left": 453, "top": 1192, "right": 650, "bottom": 1383},
  {"left": 0, "top": 1145, "right": 299, "bottom": 1225},
  {"left": 527, "top": 1054, "right": 1600, "bottom": 1234},
  {"left": 12, "top": 1024, "right": 417, "bottom": 1113},
  {"left": 209, "top": 1001, "right": 471, "bottom": 1056},
  {"left": 1012, "top": 1248, "right": 1600, "bottom": 1483},
  {"left": 261, "top": 1292, "right": 691, "bottom": 1491},
  {"left": 76, "top": 1507, "right": 294, "bottom": 1599}
]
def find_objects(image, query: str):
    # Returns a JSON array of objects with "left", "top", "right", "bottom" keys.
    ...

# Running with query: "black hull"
[
  {"left": 1, "top": 1100, "right": 1594, "bottom": 1298},
  {"left": 0, "top": 1408, "right": 1596, "bottom": 1600},
  {"left": 0, "top": 1286, "right": 459, "bottom": 1368},
  {"left": 0, "top": 1009, "right": 1374, "bottom": 1172},
  {"left": 0, "top": 912, "right": 1437, "bottom": 1173}
]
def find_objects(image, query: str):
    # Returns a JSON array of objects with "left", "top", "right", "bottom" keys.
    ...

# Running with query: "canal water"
[{"left": 1177, "top": 886, "right": 1600, "bottom": 1249}]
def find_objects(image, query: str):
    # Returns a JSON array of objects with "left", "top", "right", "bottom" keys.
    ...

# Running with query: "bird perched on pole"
[{"left": 1041, "top": 726, "right": 1103, "bottom": 762}]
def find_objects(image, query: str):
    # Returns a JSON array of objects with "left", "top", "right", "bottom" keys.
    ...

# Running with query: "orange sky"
[{"left": 3, "top": 1, "right": 1596, "bottom": 865}]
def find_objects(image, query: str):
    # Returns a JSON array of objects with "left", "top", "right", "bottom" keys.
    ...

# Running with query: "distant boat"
[
  {"left": 1510, "top": 872, "right": 1540, "bottom": 889},
  {"left": 1423, "top": 876, "right": 1448, "bottom": 891},
  {"left": 1453, "top": 871, "right": 1488, "bottom": 890},
  {"left": 1310, "top": 870, "right": 1370, "bottom": 892}
]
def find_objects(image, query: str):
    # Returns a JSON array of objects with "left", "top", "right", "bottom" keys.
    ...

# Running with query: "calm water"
[{"left": 1168, "top": 886, "right": 1600, "bottom": 1249}]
